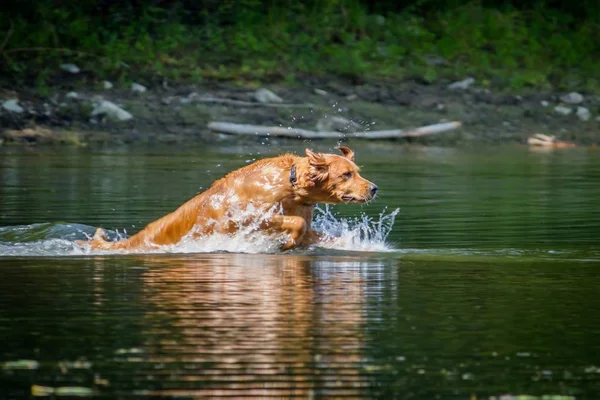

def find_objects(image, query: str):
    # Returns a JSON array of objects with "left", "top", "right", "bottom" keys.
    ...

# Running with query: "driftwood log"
[
  {"left": 527, "top": 133, "right": 576, "bottom": 148},
  {"left": 207, "top": 121, "right": 462, "bottom": 140}
]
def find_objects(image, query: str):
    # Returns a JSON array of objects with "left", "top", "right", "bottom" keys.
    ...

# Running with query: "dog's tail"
[{"left": 75, "top": 228, "right": 115, "bottom": 250}]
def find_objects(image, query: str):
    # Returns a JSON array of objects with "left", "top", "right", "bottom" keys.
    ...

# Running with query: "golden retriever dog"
[{"left": 78, "top": 146, "right": 377, "bottom": 251}]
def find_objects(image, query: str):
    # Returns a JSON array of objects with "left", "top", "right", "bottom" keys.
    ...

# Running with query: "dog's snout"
[{"left": 370, "top": 184, "right": 378, "bottom": 197}]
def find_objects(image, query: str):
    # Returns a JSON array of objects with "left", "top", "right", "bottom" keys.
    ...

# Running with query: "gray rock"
[
  {"left": 447, "top": 77, "right": 475, "bottom": 90},
  {"left": 60, "top": 63, "right": 80, "bottom": 74},
  {"left": 90, "top": 99, "right": 133, "bottom": 121},
  {"left": 2, "top": 99, "right": 25, "bottom": 113},
  {"left": 560, "top": 92, "right": 584, "bottom": 104},
  {"left": 314, "top": 88, "right": 328, "bottom": 96},
  {"left": 316, "top": 116, "right": 362, "bottom": 133},
  {"left": 43, "top": 103, "right": 52, "bottom": 116},
  {"left": 576, "top": 106, "right": 591, "bottom": 121},
  {"left": 179, "top": 92, "right": 201, "bottom": 104},
  {"left": 66, "top": 92, "right": 79, "bottom": 100},
  {"left": 540, "top": 100, "right": 549, "bottom": 107},
  {"left": 161, "top": 96, "right": 177, "bottom": 105},
  {"left": 102, "top": 81, "right": 113, "bottom": 90},
  {"left": 131, "top": 83, "right": 147, "bottom": 93},
  {"left": 554, "top": 105, "right": 572, "bottom": 116},
  {"left": 346, "top": 94, "right": 358, "bottom": 101},
  {"left": 254, "top": 88, "right": 283, "bottom": 104}
]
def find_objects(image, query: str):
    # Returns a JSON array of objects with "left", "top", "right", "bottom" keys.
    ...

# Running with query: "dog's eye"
[{"left": 343, "top": 172, "right": 353, "bottom": 180}]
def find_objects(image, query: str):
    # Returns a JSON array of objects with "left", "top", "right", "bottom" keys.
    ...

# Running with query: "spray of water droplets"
[
  {"left": 312, "top": 205, "right": 400, "bottom": 252},
  {"left": 0, "top": 206, "right": 400, "bottom": 256}
]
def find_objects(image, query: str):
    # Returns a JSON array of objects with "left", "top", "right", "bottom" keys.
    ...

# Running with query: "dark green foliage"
[{"left": 1, "top": 0, "right": 599, "bottom": 90}]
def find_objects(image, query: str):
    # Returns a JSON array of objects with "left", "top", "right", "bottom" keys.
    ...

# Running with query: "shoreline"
[{"left": 1, "top": 78, "right": 599, "bottom": 147}]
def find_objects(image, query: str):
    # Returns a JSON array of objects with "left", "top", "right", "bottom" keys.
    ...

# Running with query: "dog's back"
[{"left": 82, "top": 153, "right": 299, "bottom": 250}]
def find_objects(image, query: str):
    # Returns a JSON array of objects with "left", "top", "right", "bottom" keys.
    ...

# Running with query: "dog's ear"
[
  {"left": 338, "top": 146, "right": 355, "bottom": 162},
  {"left": 306, "top": 148, "right": 327, "bottom": 168},
  {"left": 305, "top": 148, "right": 329, "bottom": 185}
]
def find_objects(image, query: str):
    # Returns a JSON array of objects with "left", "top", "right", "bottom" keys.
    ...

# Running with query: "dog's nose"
[{"left": 370, "top": 184, "right": 378, "bottom": 197}]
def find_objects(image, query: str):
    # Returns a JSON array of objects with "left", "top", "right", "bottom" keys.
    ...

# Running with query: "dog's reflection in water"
[{"left": 121, "top": 254, "right": 373, "bottom": 398}]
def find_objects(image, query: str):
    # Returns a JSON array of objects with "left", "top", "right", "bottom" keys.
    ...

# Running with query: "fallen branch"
[
  {"left": 196, "top": 95, "right": 315, "bottom": 108},
  {"left": 207, "top": 121, "right": 462, "bottom": 140},
  {"left": 527, "top": 133, "right": 576, "bottom": 148}
]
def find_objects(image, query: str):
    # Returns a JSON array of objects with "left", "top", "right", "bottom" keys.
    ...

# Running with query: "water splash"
[
  {"left": 0, "top": 206, "right": 399, "bottom": 256},
  {"left": 166, "top": 205, "right": 401, "bottom": 254},
  {"left": 0, "top": 223, "right": 89, "bottom": 256},
  {"left": 313, "top": 205, "right": 400, "bottom": 252},
  {"left": 166, "top": 204, "right": 286, "bottom": 254}
]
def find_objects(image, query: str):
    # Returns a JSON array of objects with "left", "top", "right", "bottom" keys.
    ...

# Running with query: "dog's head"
[{"left": 298, "top": 146, "right": 378, "bottom": 204}]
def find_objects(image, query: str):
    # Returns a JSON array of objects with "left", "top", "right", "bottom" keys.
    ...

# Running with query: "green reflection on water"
[{"left": 1, "top": 144, "right": 599, "bottom": 398}]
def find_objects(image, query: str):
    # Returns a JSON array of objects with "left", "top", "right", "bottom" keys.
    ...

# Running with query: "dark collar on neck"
[
  {"left": 289, "top": 164, "right": 297, "bottom": 187},
  {"left": 290, "top": 165, "right": 313, "bottom": 206}
]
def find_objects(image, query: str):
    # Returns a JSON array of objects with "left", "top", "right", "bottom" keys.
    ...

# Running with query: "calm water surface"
[{"left": 1, "top": 143, "right": 599, "bottom": 399}]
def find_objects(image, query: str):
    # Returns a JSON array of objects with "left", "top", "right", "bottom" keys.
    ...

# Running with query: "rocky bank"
[{"left": 1, "top": 75, "right": 599, "bottom": 146}]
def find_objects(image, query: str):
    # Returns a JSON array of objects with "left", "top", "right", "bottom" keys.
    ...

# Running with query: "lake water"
[{"left": 1, "top": 142, "right": 599, "bottom": 399}]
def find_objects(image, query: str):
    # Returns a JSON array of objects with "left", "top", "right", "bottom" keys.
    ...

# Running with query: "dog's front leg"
[
  {"left": 301, "top": 229, "right": 322, "bottom": 246},
  {"left": 264, "top": 215, "right": 307, "bottom": 250}
]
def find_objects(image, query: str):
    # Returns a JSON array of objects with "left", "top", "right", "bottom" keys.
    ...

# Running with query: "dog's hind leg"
[
  {"left": 75, "top": 228, "right": 115, "bottom": 250},
  {"left": 264, "top": 215, "right": 308, "bottom": 250}
]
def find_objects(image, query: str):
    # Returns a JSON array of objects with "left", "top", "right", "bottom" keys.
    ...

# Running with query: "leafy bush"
[{"left": 0, "top": 0, "right": 598, "bottom": 91}]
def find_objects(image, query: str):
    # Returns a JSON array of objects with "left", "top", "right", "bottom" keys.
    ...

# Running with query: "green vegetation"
[{"left": 1, "top": 0, "right": 599, "bottom": 91}]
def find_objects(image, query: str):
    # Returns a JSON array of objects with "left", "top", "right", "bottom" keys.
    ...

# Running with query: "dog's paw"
[{"left": 93, "top": 228, "right": 108, "bottom": 240}]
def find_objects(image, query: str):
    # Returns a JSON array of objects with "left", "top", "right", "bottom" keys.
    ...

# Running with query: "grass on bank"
[{"left": 1, "top": 1, "right": 599, "bottom": 92}]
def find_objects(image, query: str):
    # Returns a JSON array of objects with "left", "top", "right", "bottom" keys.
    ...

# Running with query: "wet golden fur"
[{"left": 78, "top": 146, "right": 377, "bottom": 251}]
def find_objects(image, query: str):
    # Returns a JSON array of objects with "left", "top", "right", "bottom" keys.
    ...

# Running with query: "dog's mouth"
[{"left": 341, "top": 195, "right": 369, "bottom": 203}]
